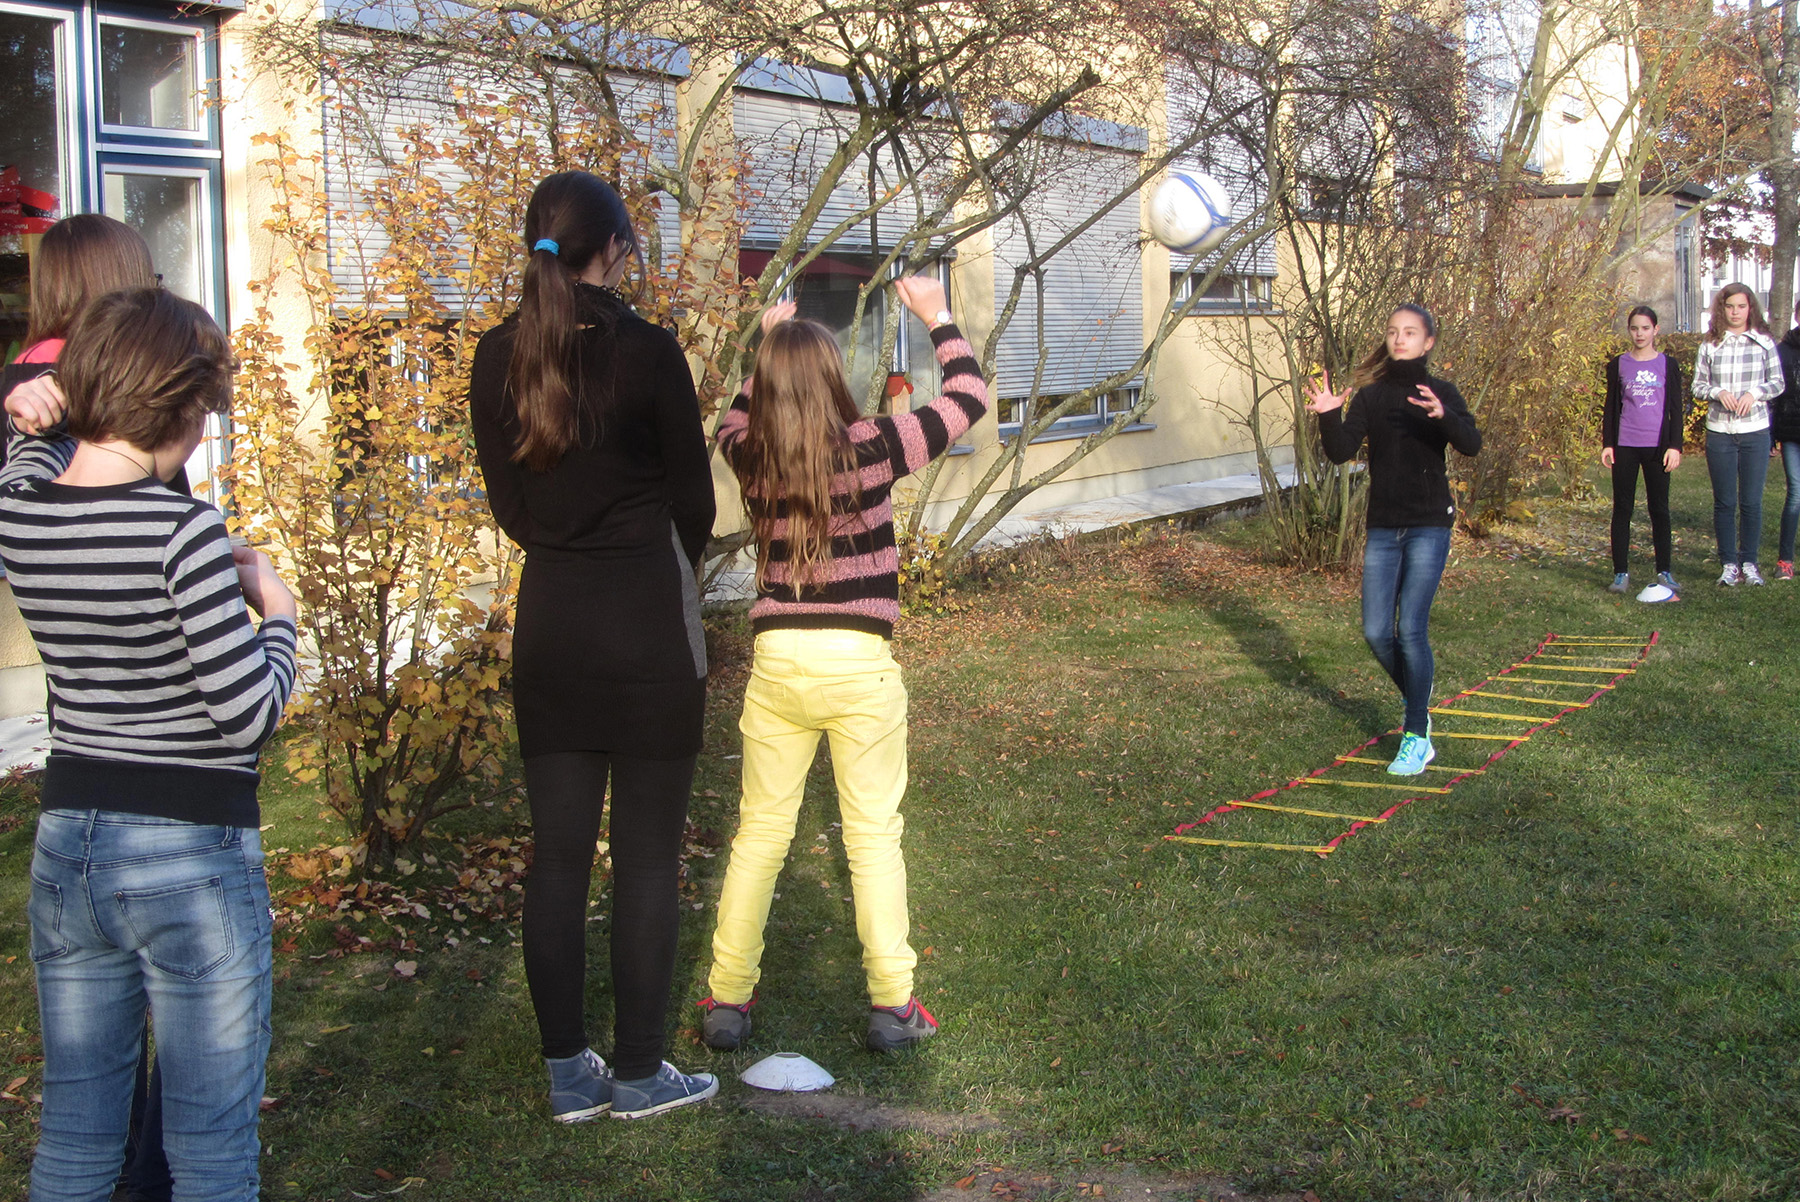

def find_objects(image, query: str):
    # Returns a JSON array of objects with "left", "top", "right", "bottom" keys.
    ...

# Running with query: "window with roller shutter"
[
  {"left": 991, "top": 139, "right": 1145, "bottom": 430},
  {"left": 321, "top": 47, "right": 680, "bottom": 308},
  {"left": 1162, "top": 62, "right": 1276, "bottom": 310}
]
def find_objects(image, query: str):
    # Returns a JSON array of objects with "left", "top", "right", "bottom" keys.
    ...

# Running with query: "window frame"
[
  {"left": 1170, "top": 269, "right": 1274, "bottom": 313},
  {"left": 94, "top": 12, "right": 208, "bottom": 142}
]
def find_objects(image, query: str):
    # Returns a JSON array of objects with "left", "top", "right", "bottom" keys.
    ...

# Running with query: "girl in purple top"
[{"left": 1601, "top": 305, "right": 1687, "bottom": 599}]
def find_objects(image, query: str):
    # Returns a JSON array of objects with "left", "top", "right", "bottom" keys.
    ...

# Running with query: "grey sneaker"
[
  {"left": 1741, "top": 562, "right": 1765, "bottom": 585},
  {"left": 1607, "top": 572, "right": 1629, "bottom": 594},
  {"left": 699, "top": 996, "right": 754, "bottom": 1051},
  {"left": 866, "top": 997, "right": 939, "bottom": 1052},
  {"left": 545, "top": 1048, "right": 612, "bottom": 1123},
  {"left": 1657, "top": 571, "right": 1679, "bottom": 592},
  {"left": 610, "top": 1062, "right": 719, "bottom": 1120},
  {"left": 1719, "top": 563, "right": 1741, "bottom": 586}
]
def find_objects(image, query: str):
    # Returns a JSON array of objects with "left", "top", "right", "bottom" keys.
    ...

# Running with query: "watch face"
[{"left": 933, "top": 310, "right": 953, "bottom": 325}]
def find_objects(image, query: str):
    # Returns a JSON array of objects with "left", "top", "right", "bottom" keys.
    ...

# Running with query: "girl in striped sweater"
[
  {"left": 0, "top": 288, "right": 297, "bottom": 1200},
  {"left": 699, "top": 275, "right": 986, "bottom": 1053}
]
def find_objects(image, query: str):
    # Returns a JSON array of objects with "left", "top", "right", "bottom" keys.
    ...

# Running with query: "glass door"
[{"left": 0, "top": 4, "right": 75, "bottom": 361}]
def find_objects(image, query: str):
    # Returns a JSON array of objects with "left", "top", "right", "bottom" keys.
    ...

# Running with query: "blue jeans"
[
  {"left": 1705, "top": 429, "right": 1772, "bottom": 565},
  {"left": 1362, "top": 526, "right": 1452, "bottom": 736},
  {"left": 28, "top": 811, "right": 272, "bottom": 1202},
  {"left": 1779, "top": 440, "right": 1800, "bottom": 563}
]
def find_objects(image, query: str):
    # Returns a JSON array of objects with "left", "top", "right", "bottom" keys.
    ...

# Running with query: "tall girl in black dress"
[{"left": 469, "top": 172, "right": 719, "bottom": 1122}]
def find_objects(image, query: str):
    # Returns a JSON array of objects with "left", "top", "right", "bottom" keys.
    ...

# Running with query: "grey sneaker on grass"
[
  {"left": 1656, "top": 571, "right": 1679, "bottom": 592},
  {"left": 1607, "top": 572, "right": 1629, "bottom": 594},
  {"left": 699, "top": 995, "right": 754, "bottom": 1051},
  {"left": 545, "top": 1048, "right": 612, "bottom": 1123},
  {"left": 611, "top": 1062, "right": 719, "bottom": 1120},
  {"left": 867, "top": 997, "right": 939, "bottom": 1052},
  {"left": 1741, "top": 562, "right": 1766, "bottom": 585}
]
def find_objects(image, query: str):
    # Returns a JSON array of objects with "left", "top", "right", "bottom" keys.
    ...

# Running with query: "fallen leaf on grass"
[
  {"left": 319, "top": 1025, "right": 352, "bottom": 1035},
  {"left": 374, "top": 1169, "right": 396, "bottom": 1181},
  {"left": 393, "top": 960, "right": 418, "bottom": 978},
  {"left": 259, "top": 1096, "right": 283, "bottom": 1111},
  {"left": 1407, "top": 1095, "right": 1429, "bottom": 1109},
  {"left": 1613, "top": 1128, "right": 1651, "bottom": 1144},
  {"left": 1545, "top": 1106, "right": 1583, "bottom": 1125},
  {"left": 954, "top": 1174, "right": 978, "bottom": 1189},
  {"left": 1049, "top": 1056, "right": 1062, "bottom": 1068}
]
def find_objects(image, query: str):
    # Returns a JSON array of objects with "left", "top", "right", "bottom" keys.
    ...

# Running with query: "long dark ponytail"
[
  {"left": 509, "top": 171, "right": 639, "bottom": 471},
  {"left": 1351, "top": 302, "right": 1437, "bottom": 389}
]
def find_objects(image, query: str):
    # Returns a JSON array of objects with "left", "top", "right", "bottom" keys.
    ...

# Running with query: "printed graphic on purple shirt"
[{"left": 1617, "top": 353, "right": 1667, "bottom": 448}]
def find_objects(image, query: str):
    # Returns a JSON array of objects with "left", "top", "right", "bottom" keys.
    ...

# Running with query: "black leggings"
[
  {"left": 522, "top": 751, "right": 694, "bottom": 1078},
  {"left": 1610, "top": 446, "right": 1672, "bottom": 575}
]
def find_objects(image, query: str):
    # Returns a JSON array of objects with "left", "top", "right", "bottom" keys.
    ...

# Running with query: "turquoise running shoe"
[{"left": 1387, "top": 732, "right": 1436, "bottom": 776}]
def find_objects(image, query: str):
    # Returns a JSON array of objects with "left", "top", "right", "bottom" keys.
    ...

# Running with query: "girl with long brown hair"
[
  {"left": 1695, "top": 283, "right": 1782, "bottom": 585},
  {"left": 697, "top": 275, "right": 986, "bottom": 1054},
  {"left": 1305, "top": 303, "right": 1481, "bottom": 777},
  {"left": 468, "top": 171, "right": 718, "bottom": 1121}
]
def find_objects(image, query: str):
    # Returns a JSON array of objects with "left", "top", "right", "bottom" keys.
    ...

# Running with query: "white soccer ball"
[{"left": 1148, "top": 169, "right": 1233, "bottom": 256}]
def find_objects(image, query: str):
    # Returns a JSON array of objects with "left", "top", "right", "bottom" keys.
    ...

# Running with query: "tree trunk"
[{"left": 1755, "top": 0, "right": 1800, "bottom": 332}]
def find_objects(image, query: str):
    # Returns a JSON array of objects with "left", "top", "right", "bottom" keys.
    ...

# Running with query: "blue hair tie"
[{"left": 533, "top": 238, "right": 560, "bottom": 255}]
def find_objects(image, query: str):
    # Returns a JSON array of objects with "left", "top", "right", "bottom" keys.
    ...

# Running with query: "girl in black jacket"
[
  {"left": 469, "top": 172, "right": 718, "bottom": 1122},
  {"left": 1305, "top": 303, "right": 1481, "bottom": 776},
  {"left": 1600, "top": 305, "right": 1687, "bottom": 598}
]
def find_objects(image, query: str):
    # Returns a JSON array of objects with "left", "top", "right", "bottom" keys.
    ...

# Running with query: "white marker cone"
[{"left": 740, "top": 1052, "right": 835, "bottom": 1092}]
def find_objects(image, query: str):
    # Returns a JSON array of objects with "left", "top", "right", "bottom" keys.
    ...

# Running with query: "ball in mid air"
[{"left": 1148, "top": 169, "right": 1233, "bottom": 256}]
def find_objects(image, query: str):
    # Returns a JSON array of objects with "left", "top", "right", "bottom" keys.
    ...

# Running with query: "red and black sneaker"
[
  {"left": 867, "top": 997, "right": 938, "bottom": 1052},
  {"left": 697, "top": 995, "right": 755, "bottom": 1051}
]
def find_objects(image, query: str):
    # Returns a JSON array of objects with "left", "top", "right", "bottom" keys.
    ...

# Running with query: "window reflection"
[
  {"left": 104, "top": 172, "right": 202, "bottom": 303},
  {"left": 101, "top": 24, "right": 199, "bottom": 132}
]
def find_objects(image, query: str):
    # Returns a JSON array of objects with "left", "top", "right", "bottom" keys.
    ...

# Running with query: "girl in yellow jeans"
[{"left": 701, "top": 276, "right": 988, "bottom": 1052}]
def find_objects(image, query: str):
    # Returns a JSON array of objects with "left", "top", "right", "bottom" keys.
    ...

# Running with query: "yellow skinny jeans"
[{"left": 707, "top": 628, "right": 917, "bottom": 1008}]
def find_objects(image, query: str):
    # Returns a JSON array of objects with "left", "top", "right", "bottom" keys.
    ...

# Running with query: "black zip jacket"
[
  {"left": 1317, "top": 356, "right": 1482, "bottom": 529},
  {"left": 1771, "top": 329, "right": 1800, "bottom": 444},
  {"left": 1601, "top": 352, "right": 1688, "bottom": 452}
]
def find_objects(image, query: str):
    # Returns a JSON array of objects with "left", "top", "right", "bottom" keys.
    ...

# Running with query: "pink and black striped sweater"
[{"left": 718, "top": 323, "right": 987, "bottom": 638}]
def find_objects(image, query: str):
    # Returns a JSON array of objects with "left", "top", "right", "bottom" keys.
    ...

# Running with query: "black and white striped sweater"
[{"left": 0, "top": 428, "right": 297, "bottom": 827}]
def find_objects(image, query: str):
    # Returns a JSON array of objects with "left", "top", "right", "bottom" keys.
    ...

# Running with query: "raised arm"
[
  {"left": 165, "top": 507, "right": 298, "bottom": 751},
  {"left": 862, "top": 276, "right": 987, "bottom": 475},
  {"left": 0, "top": 421, "right": 76, "bottom": 491}
]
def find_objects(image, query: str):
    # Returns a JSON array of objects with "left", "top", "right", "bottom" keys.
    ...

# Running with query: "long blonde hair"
[{"left": 740, "top": 320, "right": 862, "bottom": 591}]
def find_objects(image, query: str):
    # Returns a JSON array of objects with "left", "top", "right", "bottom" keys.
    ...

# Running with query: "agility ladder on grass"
[{"left": 1165, "top": 632, "right": 1658, "bottom": 857}]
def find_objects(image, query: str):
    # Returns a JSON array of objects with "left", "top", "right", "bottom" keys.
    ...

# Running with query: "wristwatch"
[{"left": 929, "top": 309, "right": 953, "bottom": 330}]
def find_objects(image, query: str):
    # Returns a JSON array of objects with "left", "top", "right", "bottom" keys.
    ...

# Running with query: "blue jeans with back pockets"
[
  {"left": 28, "top": 809, "right": 271, "bottom": 1202},
  {"left": 1361, "top": 525, "right": 1453, "bottom": 736}
]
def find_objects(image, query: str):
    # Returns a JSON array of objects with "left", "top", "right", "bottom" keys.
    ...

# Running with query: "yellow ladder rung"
[
  {"left": 1536, "top": 653, "right": 1639, "bottom": 663},
  {"left": 1511, "top": 663, "right": 1632, "bottom": 674},
  {"left": 1231, "top": 798, "right": 1388, "bottom": 822},
  {"left": 1167, "top": 835, "right": 1334, "bottom": 853},
  {"left": 1507, "top": 677, "right": 1606, "bottom": 688},
  {"left": 1548, "top": 641, "right": 1648, "bottom": 647},
  {"left": 1439, "top": 731, "right": 1527, "bottom": 741},
  {"left": 1467, "top": 691, "right": 1587, "bottom": 707},
  {"left": 1336, "top": 755, "right": 1484, "bottom": 774},
  {"left": 1300, "top": 778, "right": 1452, "bottom": 794},
  {"left": 1429, "top": 707, "right": 1548, "bottom": 722}
]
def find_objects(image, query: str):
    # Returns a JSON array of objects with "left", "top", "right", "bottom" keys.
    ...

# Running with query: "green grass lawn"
[{"left": 0, "top": 464, "right": 1795, "bottom": 1201}]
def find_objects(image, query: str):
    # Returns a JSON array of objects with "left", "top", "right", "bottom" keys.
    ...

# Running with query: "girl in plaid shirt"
[{"left": 1694, "top": 284, "right": 1782, "bottom": 585}]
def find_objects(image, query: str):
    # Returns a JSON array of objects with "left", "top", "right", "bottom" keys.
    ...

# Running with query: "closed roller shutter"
[
  {"left": 991, "top": 142, "right": 1144, "bottom": 398},
  {"left": 733, "top": 90, "right": 900, "bottom": 255},
  {"left": 322, "top": 47, "right": 678, "bottom": 306}
]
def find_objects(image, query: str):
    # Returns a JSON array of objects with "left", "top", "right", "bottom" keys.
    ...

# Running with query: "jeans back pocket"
[
  {"left": 28, "top": 876, "right": 68, "bottom": 964},
  {"left": 114, "top": 877, "right": 235, "bottom": 980}
]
